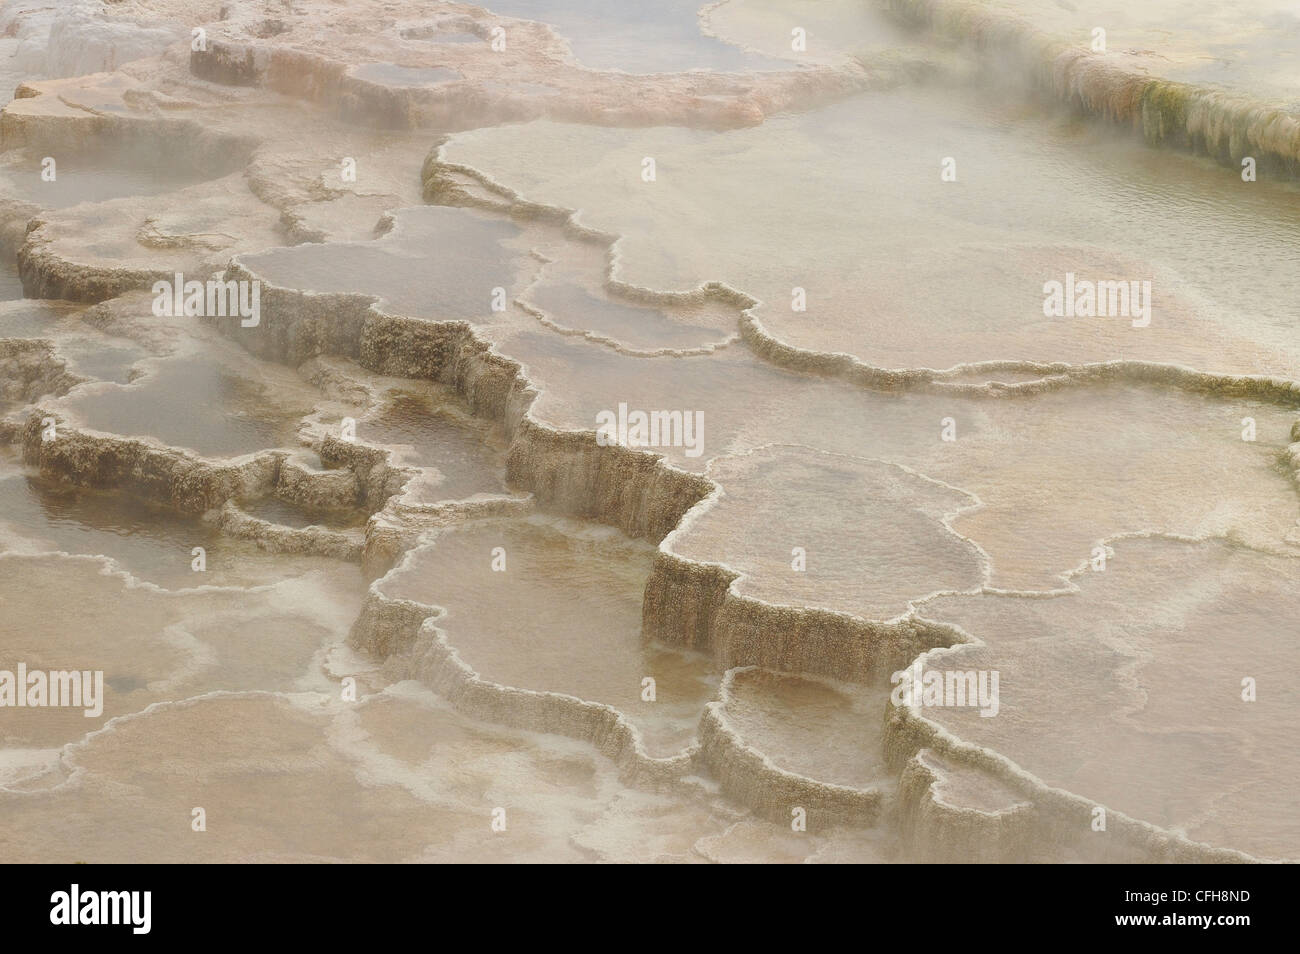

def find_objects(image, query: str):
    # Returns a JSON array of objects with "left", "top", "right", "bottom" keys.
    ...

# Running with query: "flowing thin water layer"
[
  {"left": 0, "top": 551, "right": 360, "bottom": 751},
  {"left": 494, "top": 326, "right": 1300, "bottom": 590},
  {"left": 721, "top": 668, "right": 893, "bottom": 790},
  {"left": 0, "top": 684, "right": 816, "bottom": 862},
  {"left": 378, "top": 516, "right": 718, "bottom": 757},
  {"left": 914, "top": 537, "right": 1300, "bottom": 860},
  {"left": 444, "top": 86, "right": 1300, "bottom": 376},
  {"left": 670, "top": 446, "right": 985, "bottom": 618},
  {"left": 1, "top": 0, "right": 1298, "bottom": 865}
]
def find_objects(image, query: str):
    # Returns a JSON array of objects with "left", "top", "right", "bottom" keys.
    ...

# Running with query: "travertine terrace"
[{"left": 1, "top": 0, "right": 1299, "bottom": 865}]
